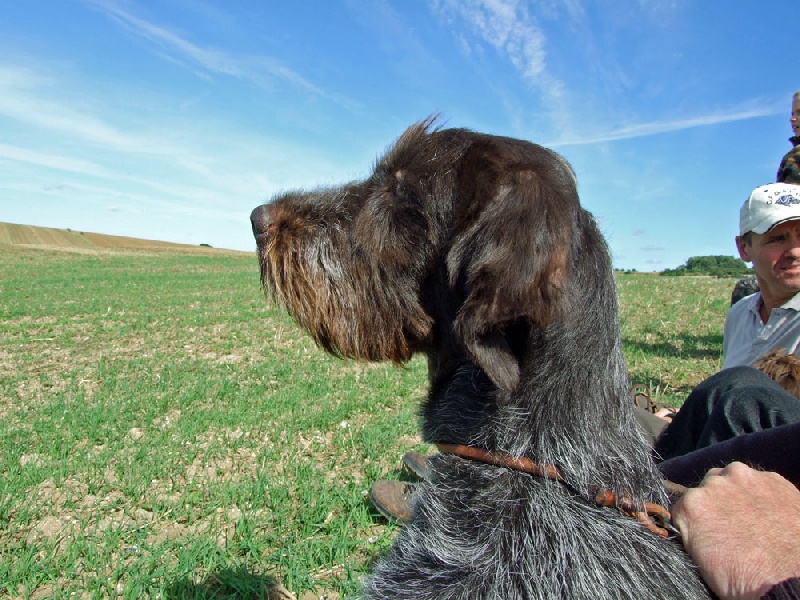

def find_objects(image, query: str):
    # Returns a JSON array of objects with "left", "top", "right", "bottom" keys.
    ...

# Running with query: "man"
[
  {"left": 776, "top": 89, "right": 800, "bottom": 184},
  {"left": 730, "top": 90, "right": 800, "bottom": 305},
  {"left": 725, "top": 183, "right": 800, "bottom": 365},
  {"left": 654, "top": 182, "right": 800, "bottom": 460}
]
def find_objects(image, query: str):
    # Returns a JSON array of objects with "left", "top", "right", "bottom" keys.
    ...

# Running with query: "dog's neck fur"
[{"left": 422, "top": 211, "right": 665, "bottom": 505}]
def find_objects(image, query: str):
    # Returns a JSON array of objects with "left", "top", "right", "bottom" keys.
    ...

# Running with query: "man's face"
[
  {"left": 792, "top": 97, "right": 800, "bottom": 137},
  {"left": 737, "top": 220, "right": 800, "bottom": 304}
]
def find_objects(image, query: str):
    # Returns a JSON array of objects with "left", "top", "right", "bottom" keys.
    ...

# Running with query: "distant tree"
[
  {"left": 661, "top": 255, "right": 753, "bottom": 278},
  {"left": 199, "top": 243, "right": 212, "bottom": 248}
]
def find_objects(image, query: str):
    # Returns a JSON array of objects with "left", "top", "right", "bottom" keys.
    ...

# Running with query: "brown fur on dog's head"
[
  {"left": 753, "top": 348, "right": 800, "bottom": 399},
  {"left": 253, "top": 119, "right": 581, "bottom": 394}
]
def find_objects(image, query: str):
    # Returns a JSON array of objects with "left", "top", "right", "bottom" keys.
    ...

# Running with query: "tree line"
[{"left": 661, "top": 255, "right": 754, "bottom": 277}]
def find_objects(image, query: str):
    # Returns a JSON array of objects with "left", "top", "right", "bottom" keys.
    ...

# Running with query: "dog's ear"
[{"left": 448, "top": 168, "right": 576, "bottom": 393}]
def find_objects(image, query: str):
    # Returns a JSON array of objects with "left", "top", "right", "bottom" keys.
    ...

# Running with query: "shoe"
[
  {"left": 402, "top": 451, "right": 433, "bottom": 481},
  {"left": 369, "top": 480, "right": 417, "bottom": 523},
  {"left": 632, "top": 384, "right": 658, "bottom": 413},
  {"left": 633, "top": 384, "right": 678, "bottom": 418}
]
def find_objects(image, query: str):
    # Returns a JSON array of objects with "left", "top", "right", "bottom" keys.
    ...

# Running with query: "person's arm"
[
  {"left": 671, "top": 462, "right": 800, "bottom": 600},
  {"left": 658, "top": 422, "right": 800, "bottom": 489}
]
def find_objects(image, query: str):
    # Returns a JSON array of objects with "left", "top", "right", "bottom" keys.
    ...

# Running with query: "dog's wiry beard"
[{"left": 259, "top": 216, "right": 433, "bottom": 364}]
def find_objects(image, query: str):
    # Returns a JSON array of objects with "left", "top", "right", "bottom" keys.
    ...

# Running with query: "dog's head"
[
  {"left": 251, "top": 119, "right": 463, "bottom": 364},
  {"left": 252, "top": 119, "right": 581, "bottom": 393},
  {"left": 753, "top": 348, "right": 800, "bottom": 399}
]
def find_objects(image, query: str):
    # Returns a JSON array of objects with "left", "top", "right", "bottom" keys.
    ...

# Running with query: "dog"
[
  {"left": 754, "top": 348, "right": 800, "bottom": 399},
  {"left": 251, "top": 119, "right": 710, "bottom": 599}
]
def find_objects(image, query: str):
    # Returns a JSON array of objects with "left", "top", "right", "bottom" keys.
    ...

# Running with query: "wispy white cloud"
[
  {"left": 430, "top": 0, "right": 568, "bottom": 134},
  {"left": 0, "top": 143, "right": 111, "bottom": 178},
  {"left": 0, "top": 56, "right": 348, "bottom": 216},
  {"left": 0, "top": 136, "right": 260, "bottom": 209},
  {"left": 0, "top": 64, "right": 183, "bottom": 155},
  {"left": 0, "top": 93, "right": 157, "bottom": 155},
  {"left": 547, "top": 103, "right": 783, "bottom": 147},
  {"left": 0, "top": 66, "right": 261, "bottom": 209},
  {"left": 430, "top": 0, "right": 776, "bottom": 150},
  {"left": 82, "top": 0, "right": 325, "bottom": 96},
  {"left": 433, "top": 0, "right": 547, "bottom": 81},
  {"left": 0, "top": 64, "right": 49, "bottom": 88}
]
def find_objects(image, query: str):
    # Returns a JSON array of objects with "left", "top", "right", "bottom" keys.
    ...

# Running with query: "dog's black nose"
[{"left": 250, "top": 204, "right": 272, "bottom": 239}]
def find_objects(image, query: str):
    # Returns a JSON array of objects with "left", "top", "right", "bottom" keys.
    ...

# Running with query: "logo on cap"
[{"left": 775, "top": 194, "right": 800, "bottom": 207}]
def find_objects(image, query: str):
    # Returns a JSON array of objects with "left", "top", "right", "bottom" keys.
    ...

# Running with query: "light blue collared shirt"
[{"left": 723, "top": 291, "right": 800, "bottom": 369}]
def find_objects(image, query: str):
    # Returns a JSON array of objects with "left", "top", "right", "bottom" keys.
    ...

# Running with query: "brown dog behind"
[{"left": 754, "top": 348, "right": 800, "bottom": 399}]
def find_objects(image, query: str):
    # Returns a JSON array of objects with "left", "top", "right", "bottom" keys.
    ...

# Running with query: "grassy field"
[{"left": 0, "top": 243, "right": 736, "bottom": 599}]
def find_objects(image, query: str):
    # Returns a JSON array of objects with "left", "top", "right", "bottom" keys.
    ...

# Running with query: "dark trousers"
[
  {"left": 653, "top": 366, "right": 800, "bottom": 462},
  {"left": 659, "top": 421, "right": 800, "bottom": 488}
]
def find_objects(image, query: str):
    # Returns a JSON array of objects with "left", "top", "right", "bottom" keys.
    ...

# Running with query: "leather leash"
[{"left": 437, "top": 442, "right": 680, "bottom": 539}]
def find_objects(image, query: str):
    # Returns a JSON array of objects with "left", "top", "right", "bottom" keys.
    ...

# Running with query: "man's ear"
[
  {"left": 736, "top": 235, "right": 751, "bottom": 262},
  {"left": 447, "top": 169, "right": 577, "bottom": 393}
]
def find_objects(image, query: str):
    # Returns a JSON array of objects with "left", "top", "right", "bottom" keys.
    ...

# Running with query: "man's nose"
[{"left": 785, "top": 240, "right": 800, "bottom": 257}]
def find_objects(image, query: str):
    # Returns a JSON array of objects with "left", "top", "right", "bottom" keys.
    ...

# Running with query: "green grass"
[
  {"left": 617, "top": 273, "right": 732, "bottom": 404},
  {"left": 0, "top": 247, "right": 737, "bottom": 598}
]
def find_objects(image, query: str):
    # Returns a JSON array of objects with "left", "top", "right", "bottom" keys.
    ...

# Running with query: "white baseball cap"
[{"left": 739, "top": 183, "right": 800, "bottom": 235}]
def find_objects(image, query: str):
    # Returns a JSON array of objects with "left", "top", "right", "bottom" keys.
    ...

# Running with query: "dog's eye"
[{"left": 383, "top": 181, "right": 409, "bottom": 202}]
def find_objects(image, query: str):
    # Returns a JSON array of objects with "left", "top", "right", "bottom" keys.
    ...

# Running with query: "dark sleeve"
[
  {"left": 778, "top": 145, "right": 800, "bottom": 184},
  {"left": 761, "top": 577, "right": 800, "bottom": 599},
  {"left": 658, "top": 422, "right": 800, "bottom": 488}
]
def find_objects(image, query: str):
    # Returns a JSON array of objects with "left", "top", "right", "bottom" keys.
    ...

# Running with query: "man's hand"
[{"left": 671, "top": 462, "right": 800, "bottom": 600}]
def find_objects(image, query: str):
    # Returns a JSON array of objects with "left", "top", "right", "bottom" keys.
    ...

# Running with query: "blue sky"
[{"left": 1, "top": 1, "right": 796, "bottom": 271}]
